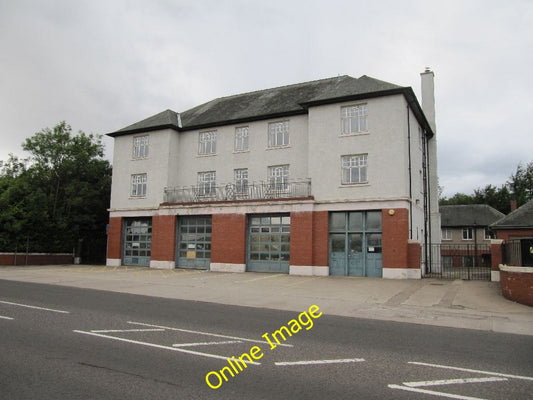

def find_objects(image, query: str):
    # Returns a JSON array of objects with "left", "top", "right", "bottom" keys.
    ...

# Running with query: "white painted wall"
[{"left": 110, "top": 129, "right": 177, "bottom": 210}]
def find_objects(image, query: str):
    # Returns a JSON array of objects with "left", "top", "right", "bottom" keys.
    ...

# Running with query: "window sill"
[
  {"left": 339, "top": 182, "right": 370, "bottom": 188},
  {"left": 197, "top": 153, "right": 217, "bottom": 158},
  {"left": 131, "top": 157, "right": 149, "bottom": 161},
  {"left": 266, "top": 145, "right": 291, "bottom": 150},
  {"left": 129, "top": 196, "right": 147, "bottom": 200},
  {"left": 339, "top": 131, "right": 370, "bottom": 138},
  {"left": 233, "top": 150, "right": 250, "bottom": 154}
]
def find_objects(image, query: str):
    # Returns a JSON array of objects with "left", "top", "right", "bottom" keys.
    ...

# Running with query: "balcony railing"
[{"left": 164, "top": 179, "right": 312, "bottom": 204}]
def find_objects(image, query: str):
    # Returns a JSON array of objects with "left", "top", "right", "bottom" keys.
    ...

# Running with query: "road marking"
[
  {"left": 73, "top": 330, "right": 260, "bottom": 365},
  {"left": 275, "top": 358, "right": 365, "bottom": 366},
  {"left": 409, "top": 361, "right": 533, "bottom": 381},
  {"left": 0, "top": 315, "right": 14, "bottom": 320},
  {"left": 233, "top": 274, "right": 284, "bottom": 283},
  {"left": 0, "top": 300, "right": 70, "bottom": 314},
  {"left": 388, "top": 384, "right": 487, "bottom": 400},
  {"left": 127, "top": 321, "right": 293, "bottom": 347},
  {"left": 173, "top": 340, "right": 242, "bottom": 347},
  {"left": 403, "top": 377, "right": 508, "bottom": 387},
  {"left": 90, "top": 328, "right": 166, "bottom": 333}
]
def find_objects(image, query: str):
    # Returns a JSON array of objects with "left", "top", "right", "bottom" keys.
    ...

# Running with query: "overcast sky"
[{"left": 1, "top": 0, "right": 531, "bottom": 197}]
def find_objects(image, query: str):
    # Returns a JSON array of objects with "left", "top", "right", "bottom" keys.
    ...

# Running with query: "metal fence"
[
  {"left": 164, "top": 179, "right": 312, "bottom": 204},
  {"left": 424, "top": 244, "right": 492, "bottom": 280}
]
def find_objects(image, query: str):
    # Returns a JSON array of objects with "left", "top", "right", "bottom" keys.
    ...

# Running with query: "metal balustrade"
[{"left": 164, "top": 179, "right": 312, "bottom": 204}]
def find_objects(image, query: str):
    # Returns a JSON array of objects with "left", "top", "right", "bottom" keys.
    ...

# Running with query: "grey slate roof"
[
  {"left": 110, "top": 109, "right": 180, "bottom": 136},
  {"left": 108, "top": 74, "right": 432, "bottom": 137},
  {"left": 490, "top": 200, "right": 533, "bottom": 229},
  {"left": 440, "top": 205, "right": 505, "bottom": 227}
]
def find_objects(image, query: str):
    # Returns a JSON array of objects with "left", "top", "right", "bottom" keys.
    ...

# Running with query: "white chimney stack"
[{"left": 420, "top": 68, "right": 436, "bottom": 134}]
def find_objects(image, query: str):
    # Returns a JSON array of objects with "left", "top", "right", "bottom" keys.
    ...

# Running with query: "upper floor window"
[
  {"left": 235, "top": 126, "right": 249, "bottom": 152},
  {"left": 131, "top": 173, "right": 147, "bottom": 197},
  {"left": 462, "top": 227, "right": 473, "bottom": 240},
  {"left": 133, "top": 135, "right": 149, "bottom": 159},
  {"left": 442, "top": 229, "right": 452, "bottom": 241},
  {"left": 341, "top": 104, "right": 367, "bottom": 134},
  {"left": 485, "top": 228, "right": 494, "bottom": 240},
  {"left": 268, "top": 121, "right": 289, "bottom": 148},
  {"left": 198, "top": 131, "right": 217, "bottom": 155},
  {"left": 198, "top": 171, "right": 216, "bottom": 196},
  {"left": 234, "top": 168, "right": 249, "bottom": 194},
  {"left": 268, "top": 165, "right": 289, "bottom": 191},
  {"left": 341, "top": 154, "right": 368, "bottom": 184}
]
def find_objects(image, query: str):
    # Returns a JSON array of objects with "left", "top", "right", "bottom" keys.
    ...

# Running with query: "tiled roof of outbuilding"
[
  {"left": 490, "top": 200, "right": 533, "bottom": 229},
  {"left": 440, "top": 204, "right": 505, "bottom": 227}
]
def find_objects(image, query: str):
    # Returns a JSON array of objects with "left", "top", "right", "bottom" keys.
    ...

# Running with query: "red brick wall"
[
  {"left": 211, "top": 214, "right": 246, "bottom": 264},
  {"left": 497, "top": 229, "right": 533, "bottom": 242},
  {"left": 491, "top": 241, "right": 503, "bottom": 271},
  {"left": 382, "top": 208, "right": 410, "bottom": 269},
  {"left": 151, "top": 215, "right": 176, "bottom": 261},
  {"left": 500, "top": 269, "right": 533, "bottom": 307},
  {"left": 107, "top": 217, "right": 122, "bottom": 259},
  {"left": 0, "top": 254, "right": 73, "bottom": 266},
  {"left": 407, "top": 241, "right": 421, "bottom": 269},
  {"left": 290, "top": 212, "right": 313, "bottom": 266},
  {"left": 312, "top": 211, "right": 329, "bottom": 266}
]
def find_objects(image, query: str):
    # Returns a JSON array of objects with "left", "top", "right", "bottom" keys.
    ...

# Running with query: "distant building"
[
  {"left": 440, "top": 204, "right": 505, "bottom": 245},
  {"left": 105, "top": 71, "right": 439, "bottom": 279}
]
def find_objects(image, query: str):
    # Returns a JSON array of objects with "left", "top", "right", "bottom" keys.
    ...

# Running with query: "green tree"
[
  {"left": 0, "top": 122, "right": 111, "bottom": 261},
  {"left": 508, "top": 161, "right": 533, "bottom": 208}
]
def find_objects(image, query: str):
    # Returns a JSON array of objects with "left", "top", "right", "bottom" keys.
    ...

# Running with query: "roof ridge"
[{"left": 212, "top": 75, "right": 352, "bottom": 102}]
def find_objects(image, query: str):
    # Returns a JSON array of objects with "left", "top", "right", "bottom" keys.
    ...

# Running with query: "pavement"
[{"left": 1, "top": 264, "right": 532, "bottom": 336}]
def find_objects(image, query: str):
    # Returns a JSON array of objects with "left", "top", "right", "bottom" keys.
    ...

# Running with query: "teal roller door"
[
  {"left": 247, "top": 214, "right": 290, "bottom": 273},
  {"left": 123, "top": 218, "right": 152, "bottom": 266},
  {"left": 176, "top": 216, "right": 212, "bottom": 270}
]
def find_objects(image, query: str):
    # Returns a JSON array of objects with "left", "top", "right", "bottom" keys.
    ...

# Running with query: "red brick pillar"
[
  {"left": 150, "top": 215, "right": 176, "bottom": 269},
  {"left": 490, "top": 239, "right": 504, "bottom": 281},
  {"left": 382, "top": 208, "right": 420, "bottom": 278},
  {"left": 312, "top": 211, "right": 329, "bottom": 267},
  {"left": 106, "top": 217, "right": 123, "bottom": 266},
  {"left": 211, "top": 214, "right": 246, "bottom": 272},
  {"left": 290, "top": 212, "right": 313, "bottom": 266}
]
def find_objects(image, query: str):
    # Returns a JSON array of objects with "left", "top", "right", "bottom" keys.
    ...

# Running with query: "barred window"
[
  {"left": 341, "top": 104, "right": 368, "bottom": 134},
  {"left": 198, "top": 131, "right": 217, "bottom": 155},
  {"left": 198, "top": 171, "right": 216, "bottom": 196},
  {"left": 341, "top": 154, "right": 368, "bottom": 184},
  {"left": 133, "top": 135, "right": 149, "bottom": 159},
  {"left": 131, "top": 173, "right": 147, "bottom": 197},
  {"left": 268, "top": 121, "right": 289, "bottom": 147},
  {"left": 235, "top": 126, "right": 249, "bottom": 152}
]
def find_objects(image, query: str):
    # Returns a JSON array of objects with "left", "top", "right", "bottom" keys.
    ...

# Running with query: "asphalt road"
[{"left": 1, "top": 279, "right": 532, "bottom": 400}]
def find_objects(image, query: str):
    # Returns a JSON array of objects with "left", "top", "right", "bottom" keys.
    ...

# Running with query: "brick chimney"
[{"left": 510, "top": 199, "right": 517, "bottom": 212}]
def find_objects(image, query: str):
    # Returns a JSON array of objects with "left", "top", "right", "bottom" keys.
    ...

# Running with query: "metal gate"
[
  {"left": 425, "top": 244, "right": 491, "bottom": 280},
  {"left": 176, "top": 216, "right": 212, "bottom": 269},
  {"left": 247, "top": 214, "right": 290, "bottom": 273}
]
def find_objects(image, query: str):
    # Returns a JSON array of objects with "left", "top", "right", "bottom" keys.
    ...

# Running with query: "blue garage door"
[
  {"left": 123, "top": 218, "right": 152, "bottom": 266},
  {"left": 247, "top": 214, "right": 290, "bottom": 273},
  {"left": 176, "top": 216, "right": 212, "bottom": 270}
]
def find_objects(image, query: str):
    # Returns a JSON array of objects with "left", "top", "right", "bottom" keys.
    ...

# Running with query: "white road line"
[
  {"left": 403, "top": 377, "right": 508, "bottom": 387},
  {"left": 409, "top": 361, "right": 533, "bottom": 381},
  {"left": 388, "top": 384, "right": 487, "bottom": 400},
  {"left": 0, "top": 315, "right": 14, "bottom": 320},
  {"left": 0, "top": 300, "right": 70, "bottom": 314},
  {"left": 127, "top": 321, "right": 293, "bottom": 348},
  {"left": 275, "top": 358, "right": 365, "bottom": 366},
  {"left": 90, "top": 329, "right": 166, "bottom": 333},
  {"left": 73, "top": 330, "right": 260, "bottom": 365},
  {"left": 173, "top": 340, "right": 242, "bottom": 347}
]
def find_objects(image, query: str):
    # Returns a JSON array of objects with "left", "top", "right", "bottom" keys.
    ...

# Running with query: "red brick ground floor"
[{"left": 107, "top": 201, "right": 424, "bottom": 279}]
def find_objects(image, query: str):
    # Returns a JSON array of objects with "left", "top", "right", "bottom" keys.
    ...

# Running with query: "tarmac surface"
[{"left": 1, "top": 264, "right": 532, "bottom": 336}]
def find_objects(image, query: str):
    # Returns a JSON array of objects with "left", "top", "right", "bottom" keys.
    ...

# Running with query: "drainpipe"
[{"left": 407, "top": 105, "right": 413, "bottom": 239}]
